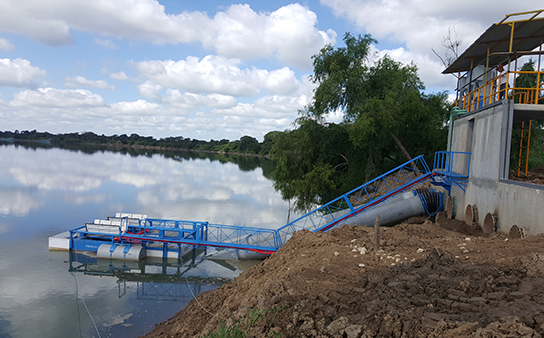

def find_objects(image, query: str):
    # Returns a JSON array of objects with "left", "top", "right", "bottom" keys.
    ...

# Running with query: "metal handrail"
[{"left": 458, "top": 70, "right": 544, "bottom": 113}]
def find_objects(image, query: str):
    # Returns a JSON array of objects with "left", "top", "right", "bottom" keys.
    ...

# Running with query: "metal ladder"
[{"left": 517, "top": 120, "right": 532, "bottom": 177}]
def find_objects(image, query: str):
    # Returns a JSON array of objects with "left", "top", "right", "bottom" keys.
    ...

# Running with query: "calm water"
[{"left": 0, "top": 143, "right": 291, "bottom": 338}]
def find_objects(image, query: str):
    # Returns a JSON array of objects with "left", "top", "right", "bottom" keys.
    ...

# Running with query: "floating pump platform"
[{"left": 48, "top": 151, "right": 470, "bottom": 260}]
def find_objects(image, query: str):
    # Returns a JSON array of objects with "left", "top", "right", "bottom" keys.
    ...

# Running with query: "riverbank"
[
  {"left": 142, "top": 212, "right": 544, "bottom": 337},
  {"left": 5, "top": 138, "right": 270, "bottom": 158}
]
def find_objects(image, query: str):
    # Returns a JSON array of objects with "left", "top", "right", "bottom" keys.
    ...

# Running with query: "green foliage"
[
  {"left": 270, "top": 33, "right": 451, "bottom": 210},
  {"left": 509, "top": 119, "right": 544, "bottom": 171},
  {"left": 271, "top": 120, "right": 354, "bottom": 211},
  {"left": 0, "top": 130, "right": 273, "bottom": 156},
  {"left": 516, "top": 59, "right": 537, "bottom": 88},
  {"left": 199, "top": 306, "right": 285, "bottom": 338},
  {"left": 509, "top": 60, "right": 544, "bottom": 172},
  {"left": 260, "top": 131, "right": 282, "bottom": 155},
  {"left": 310, "top": 33, "right": 376, "bottom": 120},
  {"left": 514, "top": 59, "right": 540, "bottom": 103}
]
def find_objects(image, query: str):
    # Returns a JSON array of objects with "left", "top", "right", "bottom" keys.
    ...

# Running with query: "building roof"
[{"left": 443, "top": 10, "right": 544, "bottom": 74}]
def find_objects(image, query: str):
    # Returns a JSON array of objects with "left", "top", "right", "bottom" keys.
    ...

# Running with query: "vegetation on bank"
[
  {"left": 270, "top": 33, "right": 452, "bottom": 211},
  {"left": 0, "top": 130, "right": 277, "bottom": 156}
]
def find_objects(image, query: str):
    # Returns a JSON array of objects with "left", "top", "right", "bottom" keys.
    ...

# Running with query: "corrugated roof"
[{"left": 443, "top": 10, "right": 544, "bottom": 74}]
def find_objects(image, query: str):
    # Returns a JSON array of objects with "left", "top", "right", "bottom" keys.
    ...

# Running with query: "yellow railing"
[{"left": 457, "top": 70, "right": 544, "bottom": 113}]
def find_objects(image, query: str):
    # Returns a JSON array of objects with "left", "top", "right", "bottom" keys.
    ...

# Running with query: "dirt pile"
[
  {"left": 143, "top": 213, "right": 544, "bottom": 338},
  {"left": 509, "top": 167, "right": 544, "bottom": 185}
]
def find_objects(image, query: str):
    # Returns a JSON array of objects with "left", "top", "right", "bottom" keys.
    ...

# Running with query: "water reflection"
[
  {"left": 64, "top": 249, "right": 250, "bottom": 337},
  {"left": 0, "top": 143, "right": 290, "bottom": 228},
  {"left": 0, "top": 188, "right": 42, "bottom": 216},
  {"left": 1, "top": 142, "right": 275, "bottom": 179},
  {"left": 0, "top": 144, "right": 288, "bottom": 338}
]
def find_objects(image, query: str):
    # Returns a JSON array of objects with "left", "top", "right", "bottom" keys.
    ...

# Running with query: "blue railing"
[
  {"left": 432, "top": 151, "right": 471, "bottom": 192},
  {"left": 275, "top": 155, "right": 433, "bottom": 246},
  {"left": 126, "top": 221, "right": 278, "bottom": 254}
]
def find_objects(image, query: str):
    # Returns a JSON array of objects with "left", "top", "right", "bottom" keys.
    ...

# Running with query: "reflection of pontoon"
[
  {"left": 49, "top": 152, "right": 470, "bottom": 261},
  {"left": 68, "top": 250, "right": 229, "bottom": 301}
]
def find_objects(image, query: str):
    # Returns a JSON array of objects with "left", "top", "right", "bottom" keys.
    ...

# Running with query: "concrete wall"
[
  {"left": 449, "top": 100, "right": 544, "bottom": 235},
  {"left": 496, "top": 181, "right": 544, "bottom": 234}
]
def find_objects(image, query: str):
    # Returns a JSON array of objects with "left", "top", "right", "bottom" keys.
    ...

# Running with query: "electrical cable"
[
  {"left": 70, "top": 272, "right": 83, "bottom": 338},
  {"left": 185, "top": 276, "right": 213, "bottom": 316},
  {"left": 70, "top": 272, "right": 102, "bottom": 338}
]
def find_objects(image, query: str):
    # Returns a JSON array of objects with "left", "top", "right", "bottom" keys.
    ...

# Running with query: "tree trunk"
[
  {"left": 390, "top": 132, "right": 412, "bottom": 162},
  {"left": 390, "top": 132, "right": 417, "bottom": 169}
]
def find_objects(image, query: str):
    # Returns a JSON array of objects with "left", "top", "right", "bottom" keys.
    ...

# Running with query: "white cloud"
[
  {"left": 320, "top": 0, "right": 543, "bottom": 90},
  {"left": 65, "top": 76, "right": 115, "bottom": 90},
  {"left": 2, "top": 94, "right": 170, "bottom": 135},
  {"left": 135, "top": 56, "right": 259, "bottom": 97},
  {"left": 110, "top": 99, "right": 160, "bottom": 114},
  {"left": 0, "top": 62, "right": 315, "bottom": 141},
  {"left": 0, "top": 58, "right": 46, "bottom": 88},
  {"left": 10, "top": 87, "right": 106, "bottom": 107},
  {"left": 0, "top": 190, "right": 42, "bottom": 216},
  {"left": 320, "top": 0, "right": 538, "bottom": 52},
  {"left": 135, "top": 55, "right": 303, "bottom": 97},
  {"left": 164, "top": 90, "right": 237, "bottom": 110},
  {"left": 137, "top": 80, "right": 163, "bottom": 99},
  {"left": 0, "top": 1, "right": 334, "bottom": 69},
  {"left": 213, "top": 93, "right": 309, "bottom": 118},
  {"left": 205, "top": 4, "right": 336, "bottom": 68},
  {"left": 256, "top": 67, "right": 300, "bottom": 95},
  {"left": 0, "top": 37, "right": 14, "bottom": 51},
  {"left": 110, "top": 71, "right": 129, "bottom": 80},
  {"left": 254, "top": 94, "right": 310, "bottom": 114},
  {"left": 94, "top": 38, "right": 118, "bottom": 49},
  {"left": 0, "top": 7, "right": 74, "bottom": 46}
]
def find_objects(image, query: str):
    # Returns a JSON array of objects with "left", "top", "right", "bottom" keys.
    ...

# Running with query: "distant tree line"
[{"left": 0, "top": 129, "right": 280, "bottom": 156}]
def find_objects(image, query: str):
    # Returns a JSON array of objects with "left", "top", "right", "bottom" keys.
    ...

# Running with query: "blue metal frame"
[
  {"left": 67, "top": 151, "right": 472, "bottom": 258},
  {"left": 432, "top": 151, "right": 471, "bottom": 193},
  {"left": 276, "top": 155, "right": 433, "bottom": 245},
  {"left": 70, "top": 219, "right": 281, "bottom": 256}
]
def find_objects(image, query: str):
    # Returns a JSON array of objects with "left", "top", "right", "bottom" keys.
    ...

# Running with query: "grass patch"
[{"left": 200, "top": 306, "right": 286, "bottom": 338}]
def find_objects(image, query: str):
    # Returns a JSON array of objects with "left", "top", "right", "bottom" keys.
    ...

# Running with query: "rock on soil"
[{"left": 142, "top": 212, "right": 544, "bottom": 338}]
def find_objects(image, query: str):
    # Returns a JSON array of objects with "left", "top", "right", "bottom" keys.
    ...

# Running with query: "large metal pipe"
[{"left": 344, "top": 190, "right": 442, "bottom": 227}]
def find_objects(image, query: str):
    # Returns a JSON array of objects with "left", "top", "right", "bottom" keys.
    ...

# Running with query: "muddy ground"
[{"left": 143, "top": 212, "right": 544, "bottom": 337}]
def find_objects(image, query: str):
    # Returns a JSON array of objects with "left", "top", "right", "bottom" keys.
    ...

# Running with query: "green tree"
[
  {"left": 271, "top": 33, "right": 450, "bottom": 211},
  {"left": 271, "top": 120, "right": 346, "bottom": 210},
  {"left": 260, "top": 131, "right": 282, "bottom": 155},
  {"left": 309, "top": 33, "right": 377, "bottom": 120},
  {"left": 514, "top": 59, "right": 540, "bottom": 103},
  {"left": 238, "top": 135, "right": 261, "bottom": 154}
]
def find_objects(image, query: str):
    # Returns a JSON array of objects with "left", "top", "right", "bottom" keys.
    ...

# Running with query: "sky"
[{"left": 0, "top": 0, "right": 542, "bottom": 142}]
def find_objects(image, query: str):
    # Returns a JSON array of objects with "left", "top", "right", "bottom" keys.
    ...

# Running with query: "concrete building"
[{"left": 441, "top": 10, "right": 544, "bottom": 237}]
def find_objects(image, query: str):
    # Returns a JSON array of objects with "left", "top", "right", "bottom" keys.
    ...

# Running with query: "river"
[{"left": 0, "top": 143, "right": 292, "bottom": 338}]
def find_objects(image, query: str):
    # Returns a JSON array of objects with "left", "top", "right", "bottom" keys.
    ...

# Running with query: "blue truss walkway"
[{"left": 68, "top": 151, "right": 470, "bottom": 257}]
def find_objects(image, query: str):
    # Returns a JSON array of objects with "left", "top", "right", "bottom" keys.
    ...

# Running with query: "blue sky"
[{"left": 0, "top": 0, "right": 541, "bottom": 141}]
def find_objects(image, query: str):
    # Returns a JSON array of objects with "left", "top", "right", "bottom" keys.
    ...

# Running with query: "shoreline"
[{"left": 5, "top": 138, "right": 271, "bottom": 158}]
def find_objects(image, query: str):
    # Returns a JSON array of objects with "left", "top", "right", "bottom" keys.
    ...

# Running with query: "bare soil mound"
[{"left": 143, "top": 212, "right": 544, "bottom": 338}]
